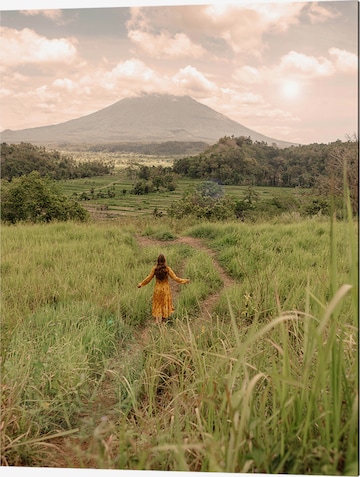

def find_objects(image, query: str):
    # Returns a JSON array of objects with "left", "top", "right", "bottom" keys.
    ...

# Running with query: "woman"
[{"left": 137, "top": 254, "right": 190, "bottom": 324}]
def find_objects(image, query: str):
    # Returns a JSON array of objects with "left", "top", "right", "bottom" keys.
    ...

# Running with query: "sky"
[{"left": 0, "top": 0, "right": 358, "bottom": 145}]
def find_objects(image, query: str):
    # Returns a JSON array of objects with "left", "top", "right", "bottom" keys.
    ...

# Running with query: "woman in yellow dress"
[{"left": 137, "top": 254, "right": 190, "bottom": 324}]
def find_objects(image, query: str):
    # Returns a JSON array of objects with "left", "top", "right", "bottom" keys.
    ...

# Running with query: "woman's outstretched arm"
[
  {"left": 167, "top": 267, "right": 190, "bottom": 284},
  {"left": 138, "top": 266, "right": 156, "bottom": 288}
]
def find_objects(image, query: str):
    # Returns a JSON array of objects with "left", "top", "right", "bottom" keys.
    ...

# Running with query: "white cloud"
[
  {"left": 243, "top": 3, "right": 304, "bottom": 33},
  {"left": 127, "top": 7, "right": 205, "bottom": 59},
  {"left": 173, "top": 65, "right": 216, "bottom": 95},
  {"left": 127, "top": 3, "right": 306, "bottom": 59},
  {"left": 20, "top": 9, "right": 63, "bottom": 21},
  {"left": 108, "top": 58, "right": 157, "bottom": 84},
  {"left": 128, "top": 29, "right": 204, "bottom": 58},
  {"left": 202, "top": 3, "right": 305, "bottom": 55},
  {"left": 277, "top": 50, "right": 335, "bottom": 77},
  {"left": 53, "top": 78, "right": 79, "bottom": 93},
  {"left": 236, "top": 49, "right": 356, "bottom": 90},
  {"left": 88, "top": 58, "right": 169, "bottom": 99},
  {"left": 329, "top": 48, "right": 358, "bottom": 74},
  {"left": 0, "top": 88, "right": 12, "bottom": 97},
  {"left": 0, "top": 27, "right": 78, "bottom": 67}
]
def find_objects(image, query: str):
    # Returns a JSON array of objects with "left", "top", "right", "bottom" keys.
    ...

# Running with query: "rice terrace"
[{"left": 1, "top": 134, "right": 358, "bottom": 475}]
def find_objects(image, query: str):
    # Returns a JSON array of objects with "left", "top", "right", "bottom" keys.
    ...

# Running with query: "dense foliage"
[
  {"left": 1, "top": 172, "right": 89, "bottom": 223},
  {"left": 125, "top": 164, "right": 176, "bottom": 195},
  {"left": 173, "top": 136, "right": 358, "bottom": 213},
  {"left": 168, "top": 180, "right": 336, "bottom": 221},
  {"left": 1, "top": 142, "right": 114, "bottom": 181}
]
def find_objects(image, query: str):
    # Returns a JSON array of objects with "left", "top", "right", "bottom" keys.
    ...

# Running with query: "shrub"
[
  {"left": 1, "top": 172, "right": 89, "bottom": 224},
  {"left": 304, "top": 197, "right": 331, "bottom": 216},
  {"left": 168, "top": 188, "right": 236, "bottom": 221}
]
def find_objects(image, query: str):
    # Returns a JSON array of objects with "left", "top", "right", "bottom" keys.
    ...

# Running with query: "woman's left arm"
[{"left": 167, "top": 267, "right": 190, "bottom": 284}]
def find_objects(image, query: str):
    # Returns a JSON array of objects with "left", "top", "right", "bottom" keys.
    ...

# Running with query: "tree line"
[
  {"left": 1, "top": 142, "right": 114, "bottom": 181},
  {"left": 172, "top": 135, "right": 358, "bottom": 214},
  {"left": 1, "top": 135, "right": 358, "bottom": 224}
]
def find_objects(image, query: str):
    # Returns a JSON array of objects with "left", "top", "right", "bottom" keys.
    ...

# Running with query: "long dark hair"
[{"left": 155, "top": 254, "right": 168, "bottom": 281}]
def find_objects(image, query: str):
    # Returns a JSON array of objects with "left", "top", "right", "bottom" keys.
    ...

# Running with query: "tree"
[
  {"left": 1, "top": 172, "right": 89, "bottom": 223},
  {"left": 196, "top": 181, "right": 224, "bottom": 199},
  {"left": 168, "top": 182, "right": 236, "bottom": 220},
  {"left": 315, "top": 136, "right": 359, "bottom": 215}
]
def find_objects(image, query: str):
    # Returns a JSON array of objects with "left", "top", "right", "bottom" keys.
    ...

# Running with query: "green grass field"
[
  {"left": 59, "top": 171, "right": 311, "bottom": 219},
  {"left": 1, "top": 213, "right": 358, "bottom": 473}
]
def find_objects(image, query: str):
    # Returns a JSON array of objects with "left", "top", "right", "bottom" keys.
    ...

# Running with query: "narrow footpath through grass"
[{"left": 44, "top": 233, "right": 234, "bottom": 468}]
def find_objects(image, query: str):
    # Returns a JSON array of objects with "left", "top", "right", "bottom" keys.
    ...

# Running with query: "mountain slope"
[{"left": 1, "top": 94, "right": 294, "bottom": 147}]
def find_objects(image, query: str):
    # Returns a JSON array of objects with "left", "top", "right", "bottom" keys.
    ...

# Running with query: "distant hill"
[{"left": 1, "top": 93, "right": 295, "bottom": 148}]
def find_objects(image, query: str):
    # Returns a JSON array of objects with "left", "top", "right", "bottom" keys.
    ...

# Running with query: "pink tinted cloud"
[
  {"left": 277, "top": 50, "right": 335, "bottom": 77},
  {"left": 307, "top": 2, "right": 340, "bottom": 24},
  {"left": 127, "top": 3, "right": 306, "bottom": 59},
  {"left": 201, "top": 3, "right": 305, "bottom": 55},
  {"left": 173, "top": 65, "right": 216, "bottom": 95},
  {"left": 233, "top": 66, "right": 262, "bottom": 84},
  {"left": 0, "top": 27, "right": 78, "bottom": 67},
  {"left": 329, "top": 48, "right": 358, "bottom": 74},
  {"left": 20, "top": 9, "right": 63, "bottom": 21},
  {"left": 128, "top": 29, "right": 204, "bottom": 58}
]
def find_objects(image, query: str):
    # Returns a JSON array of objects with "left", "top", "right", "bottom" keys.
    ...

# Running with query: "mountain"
[{"left": 0, "top": 94, "right": 295, "bottom": 147}]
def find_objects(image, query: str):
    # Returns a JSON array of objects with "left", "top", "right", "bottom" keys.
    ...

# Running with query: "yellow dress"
[{"left": 138, "top": 265, "right": 189, "bottom": 320}]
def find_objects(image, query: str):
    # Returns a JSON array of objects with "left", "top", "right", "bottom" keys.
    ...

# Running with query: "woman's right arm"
[{"left": 138, "top": 266, "right": 156, "bottom": 288}]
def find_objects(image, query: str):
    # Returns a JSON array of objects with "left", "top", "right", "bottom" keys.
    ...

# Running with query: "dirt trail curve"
[
  {"left": 46, "top": 234, "right": 237, "bottom": 468},
  {"left": 136, "top": 235, "right": 236, "bottom": 321}
]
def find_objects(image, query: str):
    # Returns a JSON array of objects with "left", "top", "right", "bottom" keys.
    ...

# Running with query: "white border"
[{"left": 0, "top": 0, "right": 347, "bottom": 11}]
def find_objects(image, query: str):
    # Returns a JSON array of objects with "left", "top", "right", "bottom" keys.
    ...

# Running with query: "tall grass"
[
  {"left": 188, "top": 220, "right": 353, "bottom": 324},
  {"left": 1, "top": 214, "right": 357, "bottom": 472},
  {"left": 0, "top": 221, "right": 217, "bottom": 465},
  {"left": 112, "top": 217, "right": 358, "bottom": 474}
]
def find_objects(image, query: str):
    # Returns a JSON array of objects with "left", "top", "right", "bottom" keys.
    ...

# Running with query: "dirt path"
[
  {"left": 136, "top": 234, "right": 236, "bottom": 321},
  {"left": 43, "top": 234, "right": 237, "bottom": 468}
]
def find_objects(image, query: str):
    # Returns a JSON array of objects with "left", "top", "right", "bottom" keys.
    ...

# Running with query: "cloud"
[
  {"left": 242, "top": 3, "right": 304, "bottom": 33},
  {"left": 50, "top": 59, "right": 164, "bottom": 103},
  {"left": 236, "top": 48, "right": 357, "bottom": 89},
  {"left": 53, "top": 78, "right": 77, "bottom": 91},
  {"left": 173, "top": 65, "right": 216, "bottom": 95},
  {"left": 0, "top": 27, "right": 78, "bottom": 68},
  {"left": 202, "top": 87, "right": 300, "bottom": 129},
  {"left": 277, "top": 50, "right": 335, "bottom": 78},
  {"left": 110, "top": 58, "right": 154, "bottom": 79},
  {"left": 307, "top": 2, "right": 340, "bottom": 24},
  {"left": 81, "top": 58, "right": 169, "bottom": 99},
  {"left": 329, "top": 48, "right": 358, "bottom": 74},
  {"left": 127, "top": 7, "right": 205, "bottom": 59},
  {"left": 127, "top": 3, "right": 306, "bottom": 59},
  {"left": 128, "top": 29, "right": 204, "bottom": 59},
  {"left": 20, "top": 9, "right": 63, "bottom": 21},
  {"left": 201, "top": 3, "right": 305, "bottom": 55},
  {"left": 233, "top": 66, "right": 262, "bottom": 84}
]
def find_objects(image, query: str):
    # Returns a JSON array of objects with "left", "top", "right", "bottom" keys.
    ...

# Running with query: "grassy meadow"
[{"left": 1, "top": 210, "right": 358, "bottom": 473}]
